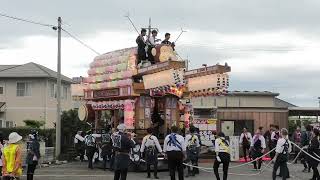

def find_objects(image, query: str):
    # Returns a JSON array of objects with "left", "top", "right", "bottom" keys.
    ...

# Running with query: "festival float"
[{"left": 78, "top": 28, "right": 231, "bottom": 170}]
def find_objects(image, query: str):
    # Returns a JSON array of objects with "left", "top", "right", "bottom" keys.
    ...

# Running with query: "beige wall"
[
  {"left": 191, "top": 95, "right": 275, "bottom": 108},
  {"left": 0, "top": 78, "right": 72, "bottom": 128}
]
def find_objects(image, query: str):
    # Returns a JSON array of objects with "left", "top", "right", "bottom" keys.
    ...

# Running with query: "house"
[
  {"left": 71, "top": 77, "right": 86, "bottom": 109},
  {"left": 191, "top": 91, "right": 297, "bottom": 136},
  {"left": 0, "top": 62, "right": 73, "bottom": 128}
]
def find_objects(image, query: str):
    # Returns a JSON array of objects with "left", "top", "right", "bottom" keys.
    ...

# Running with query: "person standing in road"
[
  {"left": 2, "top": 132, "right": 23, "bottom": 180},
  {"left": 185, "top": 127, "right": 200, "bottom": 177},
  {"left": 250, "top": 129, "right": 266, "bottom": 170},
  {"left": 272, "top": 128, "right": 292, "bottom": 180},
  {"left": 264, "top": 125, "right": 274, "bottom": 154},
  {"left": 292, "top": 126, "right": 302, "bottom": 164},
  {"left": 163, "top": 126, "right": 186, "bottom": 180},
  {"left": 113, "top": 124, "right": 135, "bottom": 180},
  {"left": 140, "top": 128, "right": 162, "bottom": 179},
  {"left": 308, "top": 128, "right": 320, "bottom": 180},
  {"left": 101, "top": 132, "right": 113, "bottom": 171},
  {"left": 74, "top": 131, "right": 85, "bottom": 162},
  {"left": 301, "top": 125, "right": 312, "bottom": 172},
  {"left": 270, "top": 125, "right": 280, "bottom": 159},
  {"left": 214, "top": 132, "right": 230, "bottom": 180},
  {"left": 84, "top": 131, "right": 97, "bottom": 169},
  {"left": 239, "top": 128, "right": 252, "bottom": 162},
  {"left": 26, "top": 130, "right": 40, "bottom": 180}
]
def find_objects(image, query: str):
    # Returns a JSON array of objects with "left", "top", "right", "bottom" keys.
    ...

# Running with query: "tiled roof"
[{"left": 0, "top": 62, "right": 72, "bottom": 83}]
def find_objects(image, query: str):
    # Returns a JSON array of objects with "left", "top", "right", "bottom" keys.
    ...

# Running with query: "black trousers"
[
  {"left": 301, "top": 152, "right": 309, "bottom": 169},
  {"left": 86, "top": 146, "right": 96, "bottom": 169},
  {"left": 114, "top": 169, "right": 128, "bottom": 180},
  {"left": 110, "top": 153, "right": 115, "bottom": 170},
  {"left": 186, "top": 158, "right": 198, "bottom": 176},
  {"left": 27, "top": 161, "right": 38, "bottom": 180},
  {"left": 214, "top": 152, "right": 230, "bottom": 180},
  {"left": 311, "top": 163, "right": 319, "bottom": 180},
  {"left": 75, "top": 144, "right": 85, "bottom": 161},
  {"left": 272, "top": 159, "right": 288, "bottom": 180},
  {"left": 103, "top": 154, "right": 112, "bottom": 169},
  {"left": 252, "top": 150, "right": 263, "bottom": 170},
  {"left": 242, "top": 144, "right": 250, "bottom": 161},
  {"left": 270, "top": 141, "right": 277, "bottom": 159},
  {"left": 167, "top": 151, "right": 184, "bottom": 180},
  {"left": 147, "top": 162, "right": 158, "bottom": 177}
]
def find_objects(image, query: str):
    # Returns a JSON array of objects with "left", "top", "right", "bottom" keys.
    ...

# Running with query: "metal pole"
[{"left": 55, "top": 17, "right": 62, "bottom": 158}]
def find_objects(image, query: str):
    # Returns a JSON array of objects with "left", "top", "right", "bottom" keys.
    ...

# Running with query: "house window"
[
  {"left": 16, "top": 82, "right": 31, "bottom": 97},
  {"left": 62, "top": 86, "right": 68, "bottom": 99},
  {"left": 0, "top": 120, "right": 2, "bottom": 128},
  {"left": 50, "top": 83, "right": 57, "bottom": 98},
  {"left": 0, "top": 87, "right": 3, "bottom": 94},
  {"left": 5, "top": 121, "right": 14, "bottom": 128}
]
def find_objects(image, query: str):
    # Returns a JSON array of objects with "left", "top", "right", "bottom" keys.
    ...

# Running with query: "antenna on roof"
[
  {"left": 174, "top": 27, "right": 187, "bottom": 43},
  {"left": 124, "top": 13, "right": 140, "bottom": 35}
]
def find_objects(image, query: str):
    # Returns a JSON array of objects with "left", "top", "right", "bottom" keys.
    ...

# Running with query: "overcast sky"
[{"left": 1, "top": 0, "right": 320, "bottom": 107}]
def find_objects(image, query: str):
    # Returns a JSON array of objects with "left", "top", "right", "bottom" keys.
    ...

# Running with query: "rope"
[
  {"left": 291, "top": 141, "right": 320, "bottom": 162},
  {"left": 228, "top": 147, "right": 275, "bottom": 169},
  {"left": 287, "top": 149, "right": 302, "bottom": 165},
  {"left": 184, "top": 159, "right": 273, "bottom": 176},
  {"left": 183, "top": 147, "right": 275, "bottom": 171}
]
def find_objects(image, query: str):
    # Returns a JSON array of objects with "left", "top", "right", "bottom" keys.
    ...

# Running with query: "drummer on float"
[
  {"left": 147, "top": 30, "right": 161, "bottom": 64},
  {"left": 162, "top": 33, "right": 175, "bottom": 51}
]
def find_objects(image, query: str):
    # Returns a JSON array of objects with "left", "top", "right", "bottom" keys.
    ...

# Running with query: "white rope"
[
  {"left": 183, "top": 148, "right": 275, "bottom": 170},
  {"left": 287, "top": 149, "right": 302, "bottom": 165},
  {"left": 184, "top": 159, "right": 273, "bottom": 176},
  {"left": 183, "top": 148, "right": 275, "bottom": 171},
  {"left": 291, "top": 141, "right": 320, "bottom": 162},
  {"left": 228, "top": 147, "right": 275, "bottom": 169}
]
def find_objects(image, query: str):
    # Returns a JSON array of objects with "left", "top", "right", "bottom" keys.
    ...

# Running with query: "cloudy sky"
[{"left": 1, "top": 0, "right": 320, "bottom": 107}]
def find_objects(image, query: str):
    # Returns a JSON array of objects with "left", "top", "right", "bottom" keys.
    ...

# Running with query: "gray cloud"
[
  {"left": 1, "top": 0, "right": 320, "bottom": 107},
  {"left": 230, "top": 66, "right": 320, "bottom": 107},
  {"left": 2, "top": 0, "right": 320, "bottom": 42}
]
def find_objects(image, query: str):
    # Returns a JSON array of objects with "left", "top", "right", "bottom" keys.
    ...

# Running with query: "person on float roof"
[
  {"left": 136, "top": 28, "right": 147, "bottom": 64},
  {"left": 162, "top": 33, "right": 175, "bottom": 50}
]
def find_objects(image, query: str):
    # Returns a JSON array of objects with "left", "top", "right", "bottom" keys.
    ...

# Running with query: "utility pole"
[{"left": 55, "top": 17, "right": 62, "bottom": 158}]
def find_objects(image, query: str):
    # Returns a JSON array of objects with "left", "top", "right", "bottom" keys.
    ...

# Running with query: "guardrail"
[{"left": 21, "top": 146, "right": 55, "bottom": 166}]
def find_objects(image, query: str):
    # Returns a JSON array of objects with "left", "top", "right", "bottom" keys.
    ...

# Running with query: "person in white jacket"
[
  {"left": 239, "top": 128, "right": 252, "bottom": 162},
  {"left": 141, "top": 128, "right": 162, "bottom": 179}
]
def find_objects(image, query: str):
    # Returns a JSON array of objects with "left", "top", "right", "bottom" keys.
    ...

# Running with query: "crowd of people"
[
  {"left": 238, "top": 124, "right": 320, "bottom": 180},
  {"left": 71, "top": 122, "right": 320, "bottom": 180}
]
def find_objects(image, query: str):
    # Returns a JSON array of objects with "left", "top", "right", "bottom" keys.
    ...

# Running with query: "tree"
[
  {"left": 23, "top": 119, "right": 45, "bottom": 129},
  {"left": 60, "top": 109, "right": 89, "bottom": 153}
]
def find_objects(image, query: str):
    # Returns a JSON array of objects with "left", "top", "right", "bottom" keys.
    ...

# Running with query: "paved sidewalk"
[{"left": 32, "top": 161, "right": 313, "bottom": 180}]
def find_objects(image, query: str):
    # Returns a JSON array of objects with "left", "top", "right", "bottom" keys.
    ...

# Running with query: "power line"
[
  {"left": 0, "top": 12, "right": 55, "bottom": 28},
  {"left": 62, "top": 28, "right": 101, "bottom": 55},
  {"left": 0, "top": 12, "right": 101, "bottom": 56}
]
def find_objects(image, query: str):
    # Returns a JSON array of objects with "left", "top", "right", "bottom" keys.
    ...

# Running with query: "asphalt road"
[{"left": 31, "top": 161, "right": 313, "bottom": 180}]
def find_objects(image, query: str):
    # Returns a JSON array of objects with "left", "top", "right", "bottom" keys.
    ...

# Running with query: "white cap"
[
  {"left": 8, "top": 132, "right": 22, "bottom": 144},
  {"left": 117, "top": 124, "right": 126, "bottom": 132}
]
